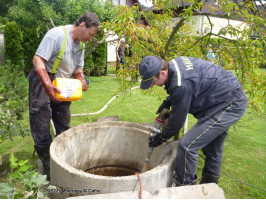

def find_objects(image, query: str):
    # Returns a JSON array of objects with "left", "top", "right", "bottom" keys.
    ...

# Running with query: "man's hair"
[
  {"left": 75, "top": 12, "right": 100, "bottom": 29},
  {"left": 155, "top": 57, "right": 168, "bottom": 77}
]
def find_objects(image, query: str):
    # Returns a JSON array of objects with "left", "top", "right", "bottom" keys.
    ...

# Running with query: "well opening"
[
  {"left": 50, "top": 121, "right": 177, "bottom": 198},
  {"left": 85, "top": 164, "right": 141, "bottom": 176}
]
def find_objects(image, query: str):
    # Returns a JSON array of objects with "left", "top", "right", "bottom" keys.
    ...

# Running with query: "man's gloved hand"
[
  {"left": 156, "top": 100, "right": 171, "bottom": 114},
  {"left": 149, "top": 134, "right": 167, "bottom": 147},
  {"left": 36, "top": 68, "right": 62, "bottom": 103},
  {"left": 75, "top": 72, "right": 88, "bottom": 91}
]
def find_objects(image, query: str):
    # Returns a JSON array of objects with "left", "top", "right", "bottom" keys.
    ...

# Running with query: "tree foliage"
[
  {"left": 0, "top": 0, "right": 15, "bottom": 18},
  {"left": 103, "top": 0, "right": 265, "bottom": 113},
  {"left": 2, "top": 0, "right": 265, "bottom": 112},
  {"left": 4, "top": 0, "right": 118, "bottom": 76}
]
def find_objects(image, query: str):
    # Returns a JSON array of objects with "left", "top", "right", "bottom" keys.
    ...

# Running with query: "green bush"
[
  {"left": 84, "top": 33, "right": 107, "bottom": 76},
  {"left": 4, "top": 22, "right": 24, "bottom": 69},
  {"left": 0, "top": 16, "right": 8, "bottom": 26},
  {"left": 21, "top": 27, "right": 41, "bottom": 76},
  {"left": 0, "top": 153, "right": 49, "bottom": 199},
  {"left": 83, "top": 53, "right": 94, "bottom": 75},
  {"left": 0, "top": 60, "right": 29, "bottom": 143}
]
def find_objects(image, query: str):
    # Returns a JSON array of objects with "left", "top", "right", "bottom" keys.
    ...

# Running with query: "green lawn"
[{"left": 0, "top": 67, "right": 265, "bottom": 198}]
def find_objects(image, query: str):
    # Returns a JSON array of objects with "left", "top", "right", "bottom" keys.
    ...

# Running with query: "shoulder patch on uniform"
[{"left": 180, "top": 56, "right": 193, "bottom": 70}]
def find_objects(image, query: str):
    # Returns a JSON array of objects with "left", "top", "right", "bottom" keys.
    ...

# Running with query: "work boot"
[
  {"left": 34, "top": 145, "right": 50, "bottom": 180},
  {"left": 200, "top": 171, "right": 219, "bottom": 184},
  {"left": 172, "top": 174, "right": 198, "bottom": 187}
]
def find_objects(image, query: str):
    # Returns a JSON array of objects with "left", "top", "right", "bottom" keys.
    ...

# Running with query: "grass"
[
  {"left": 196, "top": 109, "right": 266, "bottom": 198},
  {"left": 0, "top": 66, "right": 265, "bottom": 198},
  {"left": 218, "top": 111, "right": 265, "bottom": 198},
  {"left": 107, "top": 62, "right": 117, "bottom": 74}
]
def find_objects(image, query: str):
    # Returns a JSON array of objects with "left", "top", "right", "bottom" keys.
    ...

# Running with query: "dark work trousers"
[
  {"left": 175, "top": 88, "right": 248, "bottom": 184},
  {"left": 116, "top": 54, "right": 125, "bottom": 71},
  {"left": 119, "top": 54, "right": 125, "bottom": 65},
  {"left": 28, "top": 69, "right": 71, "bottom": 148}
]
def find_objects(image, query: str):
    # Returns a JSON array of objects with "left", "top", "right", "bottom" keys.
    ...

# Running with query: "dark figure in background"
[{"left": 116, "top": 38, "right": 126, "bottom": 72}]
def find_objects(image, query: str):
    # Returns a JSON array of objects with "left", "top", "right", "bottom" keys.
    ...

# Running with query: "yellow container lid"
[{"left": 53, "top": 78, "right": 82, "bottom": 101}]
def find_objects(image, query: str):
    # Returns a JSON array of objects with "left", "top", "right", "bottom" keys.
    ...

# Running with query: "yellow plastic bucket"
[{"left": 53, "top": 78, "right": 82, "bottom": 101}]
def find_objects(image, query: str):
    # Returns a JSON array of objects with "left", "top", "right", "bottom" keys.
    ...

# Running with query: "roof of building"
[{"left": 145, "top": 0, "right": 265, "bottom": 21}]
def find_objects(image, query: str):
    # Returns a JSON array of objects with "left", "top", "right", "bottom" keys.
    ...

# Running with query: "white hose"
[{"left": 71, "top": 86, "right": 140, "bottom": 117}]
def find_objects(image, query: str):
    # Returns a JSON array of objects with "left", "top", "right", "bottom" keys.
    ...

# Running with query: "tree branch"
[
  {"left": 181, "top": 32, "right": 212, "bottom": 55},
  {"left": 212, "top": 33, "right": 248, "bottom": 82},
  {"left": 163, "top": 0, "right": 202, "bottom": 59},
  {"left": 139, "top": 41, "right": 158, "bottom": 55},
  {"left": 137, "top": 35, "right": 156, "bottom": 45},
  {"left": 34, "top": 0, "right": 55, "bottom": 28},
  {"left": 81, "top": 32, "right": 116, "bottom": 58},
  {"left": 163, "top": 18, "right": 185, "bottom": 59},
  {"left": 192, "top": 10, "right": 214, "bottom": 45}
]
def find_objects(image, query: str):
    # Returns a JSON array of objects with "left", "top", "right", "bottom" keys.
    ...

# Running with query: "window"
[
  {"left": 255, "top": 0, "right": 266, "bottom": 5},
  {"left": 112, "top": 0, "right": 126, "bottom": 5},
  {"left": 113, "top": 0, "right": 119, "bottom": 5},
  {"left": 120, "top": 0, "right": 126, "bottom": 5}
]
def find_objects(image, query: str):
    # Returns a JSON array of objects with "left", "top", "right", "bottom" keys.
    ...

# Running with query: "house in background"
[
  {"left": 111, "top": 0, "right": 127, "bottom": 5},
  {"left": 106, "top": 0, "right": 264, "bottom": 62},
  {"left": 146, "top": 0, "right": 255, "bottom": 40}
]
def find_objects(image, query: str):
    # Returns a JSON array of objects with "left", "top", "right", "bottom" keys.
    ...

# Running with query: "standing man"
[
  {"left": 116, "top": 38, "right": 126, "bottom": 72},
  {"left": 139, "top": 56, "right": 247, "bottom": 186},
  {"left": 28, "top": 12, "right": 100, "bottom": 180}
]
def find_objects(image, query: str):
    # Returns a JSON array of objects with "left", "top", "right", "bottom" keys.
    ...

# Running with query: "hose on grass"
[
  {"left": 163, "top": 141, "right": 266, "bottom": 192},
  {"left": 71, "top": 86, "right": 140, "bottom": 117},
  {"left": 199, "top": 154, "right": 266, "bottom": 192}
]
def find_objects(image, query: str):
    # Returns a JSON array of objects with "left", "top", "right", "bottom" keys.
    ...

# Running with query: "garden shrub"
[
  {"left": 3, "top": 22, "right": 24, "bottom": 70},
  {"left": 0, "top": 60, "right": 29, "bottom": 142},
  {"left": 21, "top": 27, "right": 41, "bottom": 76},
  {"left": 0, "top": 153, "right": 49, "bottom": 199},
  {"left": 0, "top": 16, "right": 8, "bottom": 26},
  {"left": 84, "top": 32, "right": 107, "bottom": 76}
]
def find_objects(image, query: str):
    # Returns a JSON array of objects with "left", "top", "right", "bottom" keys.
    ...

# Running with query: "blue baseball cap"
[{"left": 139, "top": 56, "right": 162, "bottom": 90}]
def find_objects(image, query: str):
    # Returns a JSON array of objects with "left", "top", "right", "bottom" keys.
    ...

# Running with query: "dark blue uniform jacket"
[{"left": 162, "top": 57, "right": 242, "bottom": 139}]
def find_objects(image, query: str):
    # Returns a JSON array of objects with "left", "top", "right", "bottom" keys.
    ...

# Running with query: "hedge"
[
  {"left": 4, "top": 22, "right": 24, "bottom": 69},
  {"left": 4, "top": 22, "right": 107, "bottom": 76},
  {"left": 84, "top": 32, "right": 107, "bottom": 76}
]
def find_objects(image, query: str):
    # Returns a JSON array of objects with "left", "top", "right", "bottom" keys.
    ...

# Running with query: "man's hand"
[
  {"left": 149, "top": 134, "right": 167, "bottom": 147},
  {"left": 156, "top": 100, "right": 171, "bottom": 114},
  {"left": 74, "top": 71, "right": 88, "bottom": 91},
  {"left": 36, "top": 68, "right": 62, "bottom": 103}
]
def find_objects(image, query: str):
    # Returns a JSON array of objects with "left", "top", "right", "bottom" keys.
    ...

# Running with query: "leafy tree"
[
  {"left": 5, "top": 0, "right": 118, "bottom": 76},
  {"left": 7, "top": 0, "right": 63, "bottom": 29},
  {"left": 103, "top": 0, "right": 265, "bottom": 113},
  {"left": 0, "top": 0, "right": 16, "bottom": 18}
]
